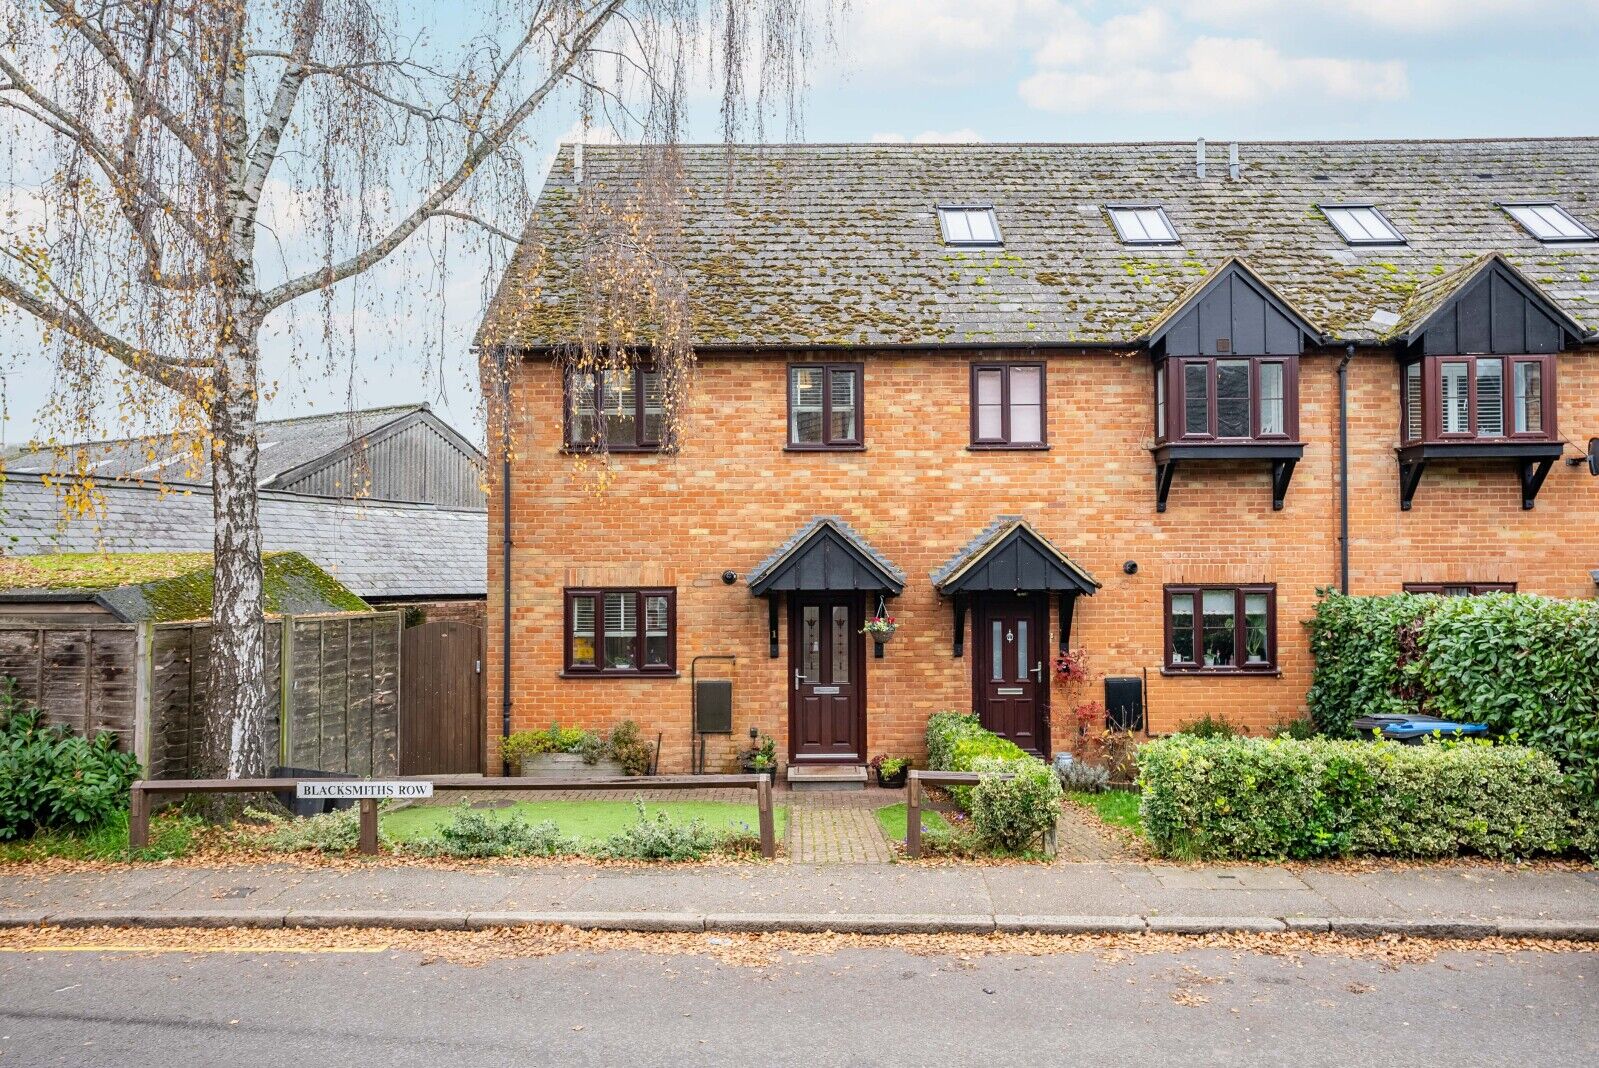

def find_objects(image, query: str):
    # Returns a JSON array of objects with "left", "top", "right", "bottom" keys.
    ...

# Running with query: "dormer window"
[
  {"left": 1501, "top": 202, "right": 1595, "bottom": 243},
  {"left": 1399, "top": 355, "right": 1555, "bottom": 443},
  {"left": 1107, "top": 205, "right": 1178, "bottom": 245},
  {"left": 937, "top": 205, "right": 1001, "bottom": 246},
  {"left": 1321, "top": 204, "right": 1406, "bottom": 246}
]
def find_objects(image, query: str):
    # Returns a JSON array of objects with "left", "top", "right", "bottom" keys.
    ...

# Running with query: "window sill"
[
  {"left": 1161, "top": 667, "right": 1282, "bottom": 678},
  {"left": 560, "top": 671, "right": 680, "bottom": 680},
  {"left": 966, "top": 443, "right": 1050, "bottom": 452},
  {"left": 783, "top": 444, "right": 867, "bottom": 453}
]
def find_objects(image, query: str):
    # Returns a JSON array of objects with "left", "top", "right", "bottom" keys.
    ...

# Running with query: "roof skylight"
[
  {"left": 1106, "top": 205, "right": 1178, "bottom": 245},
  {"left": 937, "top": 205, "right": 1001, "bottom": 246},
  {"left": 1502, "top": 202, "right": 1595, "bottom": 243},
  {"left": 1321, "top": 204, "right": 1406, "bottom": 246}
]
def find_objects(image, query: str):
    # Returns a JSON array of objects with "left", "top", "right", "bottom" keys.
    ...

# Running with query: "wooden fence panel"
[{"left": 0, "top": 625, "right": 137, "bottom": 745}]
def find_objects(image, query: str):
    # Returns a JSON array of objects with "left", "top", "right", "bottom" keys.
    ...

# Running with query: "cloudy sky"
[{"left": 3, "top": 0, "right": 1596, "bottom": 445}]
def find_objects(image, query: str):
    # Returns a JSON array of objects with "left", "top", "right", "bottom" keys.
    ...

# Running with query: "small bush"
[
  {"left": 1138, "top": 735, "right": 1573, "bottom": 861},
  {"left": 595, "top": 800, "right": 725, "bottom": 861},
  {"left": 1272, "top": 716, "right": 1318, "bottom": 740},
  {"left": 245, "top": 805, "right": 390, "bottom": 854},
  {"left": 408, "top": 804, "right": 571, "bottom": 858},
  {"left": 970, "top": 758, "right": 1062, "bottom": 853},
  {"left": 607, "top": 720, "right": 653, "bottom": 776},
  {"left": 1174, "top": 713, "right": 1239, "bottom": 739},
  {"left": 0, "top": 681, "right": 141, "bottom": 839},
  {"left": 926, "top": 712, "right": 1061, "bottom": 854},
  {"left": 1057, "top": 760, "right": 1110, "bottom": 793}
]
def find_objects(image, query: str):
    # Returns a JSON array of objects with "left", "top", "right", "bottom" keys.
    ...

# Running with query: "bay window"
[
  {"left": 1156, "top": 356, "right": 1297, "bottom": 443},
  {"left": 1400, "top": 354, "right": 1555, "bottom": 443}
]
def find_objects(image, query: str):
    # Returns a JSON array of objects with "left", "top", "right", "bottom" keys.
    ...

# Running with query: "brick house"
[{"left": 479, "top": 139, "right": 1599, "bottom": 780}]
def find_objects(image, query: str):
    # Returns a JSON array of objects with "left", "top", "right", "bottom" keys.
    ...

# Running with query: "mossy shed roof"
[
  {"left": 0, "top": 552, "right": 370, "bottom": 622},
  {"left": 483, "top": 138, "right": 1599, "bottom": 350}
]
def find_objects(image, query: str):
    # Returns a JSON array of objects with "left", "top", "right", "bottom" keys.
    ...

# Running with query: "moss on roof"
[{"left": 0, "top": 552, "right": 370, "bottom": 622}]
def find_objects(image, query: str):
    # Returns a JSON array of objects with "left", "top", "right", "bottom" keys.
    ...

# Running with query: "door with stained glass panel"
[
  {"left": 788, "top": 595, "right": 864, "bottom": 762},
  {"left": 972, "top": 593, "right": 1049, "bottom": 755}
]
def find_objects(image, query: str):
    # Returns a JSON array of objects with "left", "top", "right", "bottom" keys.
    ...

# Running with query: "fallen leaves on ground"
[{"left": 0, "top": 924, "right": 1591, "bottom": 970}]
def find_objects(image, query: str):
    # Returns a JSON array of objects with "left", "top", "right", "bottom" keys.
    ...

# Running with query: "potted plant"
[
  {"left": 505, "top": 724, "right": 624, "bottom": 778},
  {"left": 870, "top": 754, "right": 910, "bottom": 788},
  {"left": 739, "top": 733, "right": 780, "bottom": 779},
  {"left": 861, "top": 613, "right": 898, "bottom": 643}
]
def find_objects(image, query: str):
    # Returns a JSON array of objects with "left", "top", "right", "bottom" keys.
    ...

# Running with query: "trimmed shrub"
[
  {"left": 0, "top": 681, "right": 141, "bottom": 839},
  {"left": 926, "top": 712, "right": 1061, "bottom": 854},
  {"left": 407, "top": 804, "right": 572, "bottom": 858},
  {"left": 1174, "top": 713, "right": 1240, "bottom": 739},
  {"left": 1057, "top": 760, "right": 1111, "bottom": 793},
  {"left": 1138, "top": 734, "right": 1573, "bottom": 861},
  {"left": 595, "top": 800, "right": 727, "bottom": 861}
]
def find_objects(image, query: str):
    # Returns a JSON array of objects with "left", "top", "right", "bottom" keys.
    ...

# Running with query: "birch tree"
[{"left": 0, "top": 0, "right": 829, "bottom": 783}]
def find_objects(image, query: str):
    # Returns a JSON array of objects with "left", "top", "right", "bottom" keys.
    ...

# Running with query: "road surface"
[{"left": 0, "top": 936, "right": 1593, "bottom": 1066}]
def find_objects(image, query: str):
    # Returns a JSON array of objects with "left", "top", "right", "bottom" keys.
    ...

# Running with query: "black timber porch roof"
[
  {"left": 746, "top": 517, "right": 906, "bottom": 597},
  {"left": 931, "top": 517, "right": 1100, "bottom": 595}
]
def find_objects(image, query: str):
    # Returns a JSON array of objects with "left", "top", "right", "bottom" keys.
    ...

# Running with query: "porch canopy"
[
  {"left": 931, "top": 517, "right": 1099, "bottom": 657},
  {"left": 747, "top": 516, "right": 905, "bottom": 657}
]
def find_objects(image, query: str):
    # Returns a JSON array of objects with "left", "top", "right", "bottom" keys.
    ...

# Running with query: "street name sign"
[{"left": 294, "top": 781, "right": 434, "bottom": 800}]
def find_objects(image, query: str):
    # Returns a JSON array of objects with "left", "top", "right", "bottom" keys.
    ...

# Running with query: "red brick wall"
[{"left": 485, "top": 347, "right": 1599, "bottom": 774}]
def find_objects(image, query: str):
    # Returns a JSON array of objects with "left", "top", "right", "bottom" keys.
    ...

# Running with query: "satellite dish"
[{"left": 1589, "top": 438, "right": 1599, "bottom": 477}]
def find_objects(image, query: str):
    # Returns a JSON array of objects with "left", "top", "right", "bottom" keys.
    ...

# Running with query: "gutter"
[
  {"left": 1337, "top": 343, "right": 1354, "bottom": 594},
  {"left": 498, "top": 345, "right": 514, "bottom": 774}
]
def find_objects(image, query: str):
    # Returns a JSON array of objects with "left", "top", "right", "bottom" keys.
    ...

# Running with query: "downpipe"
[
  {"left": 499, "top": 346, "right": 514, "bottom": 774},
  {"left": 1337, "top": 343, "right": 1354, "bottom": 594}
]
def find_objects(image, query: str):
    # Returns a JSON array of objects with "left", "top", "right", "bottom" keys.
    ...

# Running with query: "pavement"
[
  {"left": 2, "top": 939, "right": 1595, "bottom": 1066},
  {"left": 3, "top": 859, "right": 1596, "bottom": 939}
]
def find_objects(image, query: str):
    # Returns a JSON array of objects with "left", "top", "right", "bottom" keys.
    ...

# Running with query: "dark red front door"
[
  {"left": 789, "top": 595, "right": 864, "bottom": 762},
  {"left": 974, "top": 594, "right": 1049, "bottom": 755}
]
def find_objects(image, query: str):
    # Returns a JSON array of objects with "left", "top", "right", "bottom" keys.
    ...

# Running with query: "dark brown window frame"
[
  {"left": 563, "top": 587, "right": 677, "bottom": 676},
  {"left": 1155, "top": 355, "right": 1300, "bottom": 444},
  {"left": 562, "top": 364, "right": 666, "bottom": 453},
  {"left": 969, "top": 361, "right": 1048, "bottom": 450},
  {"left": 785, "top": 362, "right": 865, "bottom": 451},
  {"left": 1163, "top": 584, "right": 1278, "bottom": 675},
  {"left": 1399, "top": 353, "right": 1557, "bottom": 444},
  {"left": 1403, "top": 582, "right": 1517, "bottom": 596}
]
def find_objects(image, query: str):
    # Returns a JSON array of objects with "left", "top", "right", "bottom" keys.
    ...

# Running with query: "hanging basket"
[{"left": 866, "top": 624, "right": 898, "bottom": 643}]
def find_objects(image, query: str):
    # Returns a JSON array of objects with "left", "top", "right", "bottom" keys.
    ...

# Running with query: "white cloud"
[
  {"left": 870, "top": 128, "right": 985, "bottom": 144},
  {"left": 1020, "top": 11, "right": 1408, "bottom": 115},
  {"left": 838, "top": 0, "right": 1067, "bottom": 85},
  {"left": 1167, "top": 0, "right": 1591, "bottom": 32}
]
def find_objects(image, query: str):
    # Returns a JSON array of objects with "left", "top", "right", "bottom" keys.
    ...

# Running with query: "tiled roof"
[
  {"left": 4, "top": 403, "right": 435, "bottom": 487},
  {"left": 930, "top": 516, "right": 1100, "bottom": 591},
  {"left": 485, "top": 139, "right": 1599, "bottom": 350},
  {"left": 0, "top": 474, "right": 485, "bottom": 599},
  {"left": 746, "top": 516, "right": 906, "bottom": 592}
]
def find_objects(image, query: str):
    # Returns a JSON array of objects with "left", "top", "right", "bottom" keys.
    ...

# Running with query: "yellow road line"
[{"left": 0, "top": 945, "right": 391, "bottom": 954}]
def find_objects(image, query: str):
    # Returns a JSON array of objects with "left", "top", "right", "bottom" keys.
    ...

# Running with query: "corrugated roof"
[
  {"left": 4, "top": 403, "right": 432, "bottom": 488},
  {"left": 0, "top": 474, "right": 485, "bottom": 599},
  {"left": 484, "top": 139, "right": 1599, "bottom": 350}
]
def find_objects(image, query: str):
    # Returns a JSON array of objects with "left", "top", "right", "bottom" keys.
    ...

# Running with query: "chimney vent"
[
  {"left": 574, "top": 142, "right": 585, "bottom": 185},
  {"left": 1228, "top": 142, "right": 1240, "bottom": 181},
  {"left": 1196, "top": 137, "right": 1206, "bottom": 180}
]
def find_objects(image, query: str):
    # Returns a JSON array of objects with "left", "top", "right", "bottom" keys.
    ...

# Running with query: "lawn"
[
  {"left": 383, "top": 799, "right": 788, "bottom": 844},
  {"left": 0, "top": 811, "right": 199, "bottom": 863},
  {"left": 1068, "top": 789, "right": 1142, "bottom": 833},
  {"left": 873, "top": 802, "right": 951, "bottom": 843}
]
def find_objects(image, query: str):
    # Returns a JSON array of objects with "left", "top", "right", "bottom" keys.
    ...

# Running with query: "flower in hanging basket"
[{"left": 860, "top": 615, "right": 898, "bottom": 640}]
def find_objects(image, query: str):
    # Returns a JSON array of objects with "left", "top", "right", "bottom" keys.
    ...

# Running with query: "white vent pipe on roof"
[
  {"left": 1196, "top": 137, "right": 1206, "bottom": 179},
  {"left": 574, "top": 141, "right": 584, "bottom": 185},
  {"left": 1228, "top": 142, "right": 1240, "bottom": 180}
]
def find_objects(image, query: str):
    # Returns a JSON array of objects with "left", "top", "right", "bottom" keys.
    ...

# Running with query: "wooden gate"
[{"left": 400, "top": 620, "right": 483, "bottom": 774}]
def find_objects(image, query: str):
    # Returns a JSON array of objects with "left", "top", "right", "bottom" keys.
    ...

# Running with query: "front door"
[
  {"left": 789, "top": 595, "right": 864, "bottom": 763},
  {"left": 973, "top": 593, "right": 1049, "bottom": 755}
]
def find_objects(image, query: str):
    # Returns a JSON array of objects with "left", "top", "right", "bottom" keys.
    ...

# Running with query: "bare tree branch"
[
  {"left": 235, "top": 0, "right": 326, "bottom": 240},
  {"left": 0, "top": 270, "right": 207, "bottom": 397},
  {"left": 427, "top": 208, "right": 522, "bottom": 243},
  {"left": 261, "top": 0, "right": 626, "bottom": 312}
]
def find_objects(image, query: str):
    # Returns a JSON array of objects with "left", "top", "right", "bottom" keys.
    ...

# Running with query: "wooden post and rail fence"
[
  {"left": 129, "top": 773, "right": 778, "bottom": 859},
  {"left": 905, "top": 769, "right": 1017, "bottom": 860}
]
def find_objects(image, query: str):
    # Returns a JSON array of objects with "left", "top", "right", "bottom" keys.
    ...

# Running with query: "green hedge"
[
  {"left": 925, "top": 711, "right": 1061, "bottom": 853},
  {"left": 1306, "top": 590, "right": 1599, "bottom": 804},
  {"left": 1138, "top": 735, "right": 1574, "bottom": 860}
]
